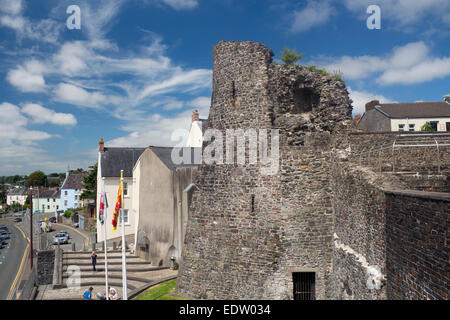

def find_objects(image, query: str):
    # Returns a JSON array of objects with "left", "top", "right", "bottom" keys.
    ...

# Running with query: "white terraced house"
[{"left": 358, "top": 97, "right": 450, "bottom": 132}]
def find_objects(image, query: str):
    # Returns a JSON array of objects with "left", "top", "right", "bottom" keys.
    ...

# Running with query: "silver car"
[{"left": 53, "top": 233, "right": 68, "bottom": 245}]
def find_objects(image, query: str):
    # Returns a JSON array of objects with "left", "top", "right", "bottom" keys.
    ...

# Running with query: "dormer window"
[{"left": 398, "top": 124, "right": 405, "bottom": 131}]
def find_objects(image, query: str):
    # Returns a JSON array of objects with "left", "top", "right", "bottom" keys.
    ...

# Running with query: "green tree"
[
  {"left": 25, "top": 171, "right": 47, "bottom": 187},
  {"left": 80, "top": 163, "right": 97, "bottom": 201},
  {"left": 0, "top": 185, "right": 6, "bottom": 204},
  {"left": 421, "top": 122, "right": 437, "bottom": 132},
  {"left": 281, "top": 47, "right": 303, "bottom": 65}
]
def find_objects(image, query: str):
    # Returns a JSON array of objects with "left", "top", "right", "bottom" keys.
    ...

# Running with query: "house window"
[
  {"left": 120, "top": 209, "right": 129, "bottom": 225},
  {"left": 408, "top": 124, "right": 415, "bottom": 131},
  {"left": 47, "top": 205, "right": 50, "bottom": 210},
  {"left": 64, "top": 200, "right": 68, "bottom": 206},
  {"left": 123, "top": 182, "right": 128, "bottom": 196},
  {"left": 64, "top": 191, "right": 68, "bottom": 196},
  {"left": 56, "top": 205, "right": 59, "bottom": 210},
  {"left": 430, "top": 121, "right": 438, "bottom": 131},
  {"left": 446, "top": 122, "right": 450, "bottom": 132},
  {"left": 53, "top": 198, "right": 56, "bottom": 202},
  {"left": 293, "top": 272, "right": 316, "bottom": 300},
  {"left": 398, "top": 124, "right": 405, "bottom": 131},
  {"left": 75, "top": 195, "right": 78, "bottom": 200},
  {"left": 47, "top": 198, "right": 50, "bottom": 202}
]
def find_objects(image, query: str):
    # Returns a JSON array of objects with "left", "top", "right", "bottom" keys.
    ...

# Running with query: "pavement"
[
  {"left": 0, "top": 218, "right": 29, "bottom": 300},
  {"left": 35, "top": 250, "right": 178, "bottom": 300}
]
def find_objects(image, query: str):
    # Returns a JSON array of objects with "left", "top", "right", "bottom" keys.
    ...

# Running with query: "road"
[
  {"left": 18, "top": 218, "right": 88, "bottom": 252},
  {"left": 0, "top": 219, "right": 28, "bottom": 300}
]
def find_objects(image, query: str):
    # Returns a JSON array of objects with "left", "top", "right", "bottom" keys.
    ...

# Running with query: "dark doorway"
[
  {"left": 446, "top": 122, "right": 450, "bottom": 132},
  {"left": 293, "top": 272, "right": 315, "bottom": 300}
]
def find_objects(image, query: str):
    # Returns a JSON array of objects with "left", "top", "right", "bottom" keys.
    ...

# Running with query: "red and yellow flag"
[{"left": 112, "top": 171, "right": 123, "bottom": 233}]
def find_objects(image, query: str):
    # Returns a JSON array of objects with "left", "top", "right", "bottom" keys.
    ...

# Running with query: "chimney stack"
[
  {"left": 365, "top": 100, "right": 380, "bottom": 112},
  {"left": 192, "top": 109, "right": 200, "bottom": 123},
  {"left": 99, "top": 138, "right": 104, "bottom": 152}
]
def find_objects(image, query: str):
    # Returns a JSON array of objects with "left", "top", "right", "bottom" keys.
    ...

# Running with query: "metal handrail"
[{"left": 349, "top": 133, "right": 450, "bottom": 173}]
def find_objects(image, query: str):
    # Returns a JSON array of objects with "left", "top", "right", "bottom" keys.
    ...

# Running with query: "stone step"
[
  {"left": 62, "top": 269, "right": 168, "bottom": 281},
  {"left": 63, "top": 250, "right": 132, "bottom": 256},
  {"left": 64, "top": 280, "right": 139, "bottom": 291},
  {"left": 62, "top": 264, "right": 162, "bottom": 273},
  {"left": 63, "top": 254, "right": 139, "bottom": 260},
  {"left": 63, "top": 260, "right": 150, "bottom": 266}
]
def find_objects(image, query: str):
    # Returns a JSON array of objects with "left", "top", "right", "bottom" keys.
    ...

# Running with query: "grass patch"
[{"left": 133, "top": 279, "right": 186, "bottom": 300}]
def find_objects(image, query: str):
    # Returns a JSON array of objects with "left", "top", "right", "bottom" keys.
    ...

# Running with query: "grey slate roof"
[
  {"left": 35, "top": 188, "right": 60, "bottom": 199},
  {"left": 61, "top": 173, "right": 86, "bottom": 190},
  {"left": 150, "top": 146, "right": 201, "bottom": 171},
  {"left": 7, "top": 187, "right": 26, "bottom": 196},
  {"left": 101, "top": 147, "right": 146, "bottom": 177},
  {"left": 375, "top": 102, "right": 450, "bottom": 118}
]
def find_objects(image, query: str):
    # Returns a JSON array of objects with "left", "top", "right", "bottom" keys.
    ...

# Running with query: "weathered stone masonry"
[
  {"left": 176, "top": 41, "right": 449, "bottom": 300},
  {"left": 176, "top": 41, "right": 353, "bottom": 300}
]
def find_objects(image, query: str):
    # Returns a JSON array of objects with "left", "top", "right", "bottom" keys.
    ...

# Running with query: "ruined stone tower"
[{"left": 176, "top": 41, "right": 353, "bottom": 299}]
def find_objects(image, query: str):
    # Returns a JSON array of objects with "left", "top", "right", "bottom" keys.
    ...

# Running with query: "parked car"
[
  {"left": 58, "top": 231, "right": 70, "bottom": 239},
  {"left": 14, "top": 217, "right": 22, "bottom": 222},
  {"left": 0, "top": 231, "right": 10, "bottom": 240},
  {"left": 53, "top": 233, "right": 68, "bottom": 245},
  {"left": 49, "top": 216, "right": 57, "bottom": 223},
  {"left": 0, "top": 226, "right": 9, "bottom": 233},
  {"left": 73, "top": 223, "right": 79, "bottom": 228}
]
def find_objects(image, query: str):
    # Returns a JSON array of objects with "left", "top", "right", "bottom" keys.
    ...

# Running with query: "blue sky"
[{"left": 0, "top": 0, "right": 449, "bottom": 175}]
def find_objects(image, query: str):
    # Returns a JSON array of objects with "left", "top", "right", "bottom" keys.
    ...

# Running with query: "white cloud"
[
  {"left": 0, "top": 102, "right": 52, "bottom": 142},
  {"left": 0, "top": 0, "right": 23, "bottom": 15},
  {"left": 0, "top": 0, "right": 61, "bottom": 44},
  {"left": 107, "top": 98, "right": 210, "bottom": 148},
  {"left": 291, "top": 0, "right": 334, "bottom": 32},
  {"left": 22, "top": 103, "right": 77, "bottom": 126},
  {"left": 6, "top": 60, "right": 47, "bottom": 92},
  {"left": 161, "top": 0, "right": 198, "bottom": 10},
  {"left": 53, "top": 83, "right": 116, "bottom": 108},
  {"left": 80, "top": 0, "right": 127, "bottom": 41},
  {"left": 342, "top": 0, "right": 450, "bottom": 28},
  {"left": 0, "top": 101, "right": 89, "bottom": 175},
  {"left": 378, "top": 57, "right": 450, "bottom": 85},
  {"left": 319, "top": 41, "right": 450, "bottom": 85},
  {"left": 136, "top": 69, "right": 212, "bottom": 101},
  {"left": 163, "top": 99, "right": 184, "bottom": 110},
  {"left": 347, "top": 87, "right": 396, "bottom": 115}
]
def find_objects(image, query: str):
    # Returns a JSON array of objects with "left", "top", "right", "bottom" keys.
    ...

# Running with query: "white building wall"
[
  {"left": 132, "top": 158, "right": 141, "bottom": 250},
  {"left": 32, "top": 197, "right": 60, "bottom": 214},
  {"left": 96, "top": 151, "right": 136, "bottom": 242},
  {"left": 390, "top": 118, "right": 450, "bottom": 132},
  {"left": 186, "top": 121, "right": 204, "bottom": 147},
  {"left": 6, "top": 194, "right": 27, "bottom": 206}
]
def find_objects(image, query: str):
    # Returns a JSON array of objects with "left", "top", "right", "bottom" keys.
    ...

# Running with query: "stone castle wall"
[
  {"left": 176, "top": 41, "right": 353, "bottom": 299},
  {"left": 176, "top": 41, "right": 449, "bottom": 300},
  {"left": 385, "top": 190, "right": 449, "bottom": 300},
  {"left": 330, "top": 148, "right": 449, "bottom": 300}
]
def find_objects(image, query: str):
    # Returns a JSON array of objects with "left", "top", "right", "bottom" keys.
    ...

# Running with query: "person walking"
[
  {"left": 91, "top": 251, "right": 97, "bottom": 271},
  {"left": 83, "top": 287, "right": 93, "bottom": 300}
]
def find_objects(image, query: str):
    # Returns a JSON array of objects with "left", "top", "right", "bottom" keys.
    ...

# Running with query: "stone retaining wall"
[{"left": 385, "top": 190, "right": 449, "bottom": 300}]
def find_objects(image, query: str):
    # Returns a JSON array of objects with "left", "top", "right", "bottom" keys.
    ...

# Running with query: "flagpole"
[
  {"left": 120, "top": 170, "right": 128, "bottom": 300},
  {"left": 102, "top": 178, "right": 109, "bottom": 300}
]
